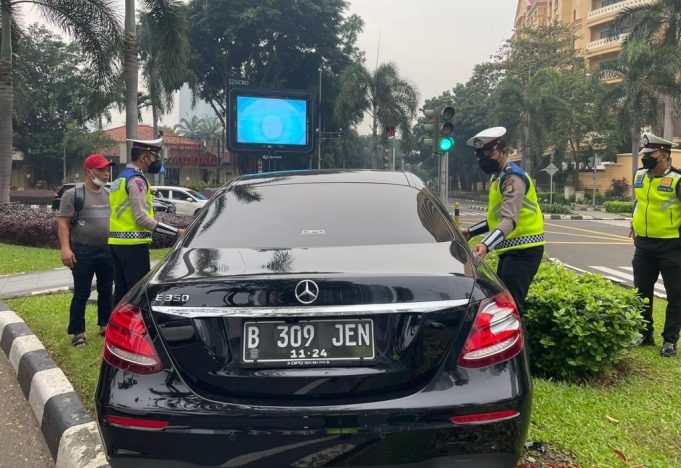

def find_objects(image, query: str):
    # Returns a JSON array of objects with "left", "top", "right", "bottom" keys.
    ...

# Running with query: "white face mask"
[{"left": 90, "top": 171, "right": 107, "bottom": 188}]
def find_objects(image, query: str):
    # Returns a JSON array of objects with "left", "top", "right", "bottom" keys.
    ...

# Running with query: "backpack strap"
[{"left": 70, "top": 184, "right": 86, "bottom": 228}]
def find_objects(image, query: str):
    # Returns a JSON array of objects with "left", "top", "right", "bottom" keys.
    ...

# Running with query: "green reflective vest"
[
  {"left": 487, "top": 162, "right": 545, "bottom": 254},
  {"left": 632, "top": 168, "right": 681, "bottom": 239},
  {"left": 108, "top": 167, "right": 154, "bottom": 245}
]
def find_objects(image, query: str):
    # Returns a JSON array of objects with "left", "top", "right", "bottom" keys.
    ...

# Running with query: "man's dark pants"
[
  {"left": 496, "top": 245, "right": 544, "bottom": 316},
  {"left": 633, "top": 236, "right": 681, "bottom": 344},
  {"left": 68, "top": 244, "right": 114, "bottom": 335},
  {"left": 111, "top": 244, "right": 151, "bottom": 307}
]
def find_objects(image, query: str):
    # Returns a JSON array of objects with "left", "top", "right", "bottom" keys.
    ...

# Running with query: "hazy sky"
[{"left": 19, "top": 0, "right": 517, "bottom": 133}]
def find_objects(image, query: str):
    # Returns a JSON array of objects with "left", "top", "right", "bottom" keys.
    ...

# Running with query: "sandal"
[{"left": 71, "top": 334, "right": 87, "bottom": 347}]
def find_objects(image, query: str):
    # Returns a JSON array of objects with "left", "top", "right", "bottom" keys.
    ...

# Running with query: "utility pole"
[{"left": 318, "top": 64, "right": 322, "bottom": 170}]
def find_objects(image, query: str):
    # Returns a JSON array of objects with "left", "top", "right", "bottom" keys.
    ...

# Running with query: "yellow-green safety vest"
[
  {"left": 632, "top": 167, "right": 681, "bottom": 238},
  {"left": 108, "top": 167, "right": 155, "bottom": 245},
  {"left": 487, "top": 162, "right": 545, "bottom": 254}
]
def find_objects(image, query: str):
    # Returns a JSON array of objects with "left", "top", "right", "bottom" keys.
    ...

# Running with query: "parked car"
[
  {"left": 151, "top": 185, "right": 208, "bottom": 216},
  {"left": 95, "top": 170, "right": 532, "bottom": 468},
  {"left": 52, "top": 183, "right": 176, "bottom": 215}
]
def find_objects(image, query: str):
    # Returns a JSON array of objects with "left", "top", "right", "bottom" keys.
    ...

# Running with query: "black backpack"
[{"left": 70, "top": 184, "right": 86, "bottom": 228}]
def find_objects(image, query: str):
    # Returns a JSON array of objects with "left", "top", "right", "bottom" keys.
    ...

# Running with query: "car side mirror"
[{"left": 187, "top": 197, "right": 195, "bottom": 202}]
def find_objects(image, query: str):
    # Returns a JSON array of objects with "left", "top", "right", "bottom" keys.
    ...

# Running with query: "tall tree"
[
  {"left": 123, "top": 0, "right": 189, "bottom": 157},
  {"left": 598, "top": 40, "right": 680, "bottom": 194},
  {"left": 493, "top": 68, "right": 566, "bottom": 176},
  {"left": 137, "top": 8, "right": 189, "bottom": 139},
  {"left": 0, "top": 0, "right": 121, "bottom": 204},
  {"left": 335, "top": 62, "right": 420, "bottom": 169},
  {"left": 610, "top": 0, "right": 681, "bottom": 140}
]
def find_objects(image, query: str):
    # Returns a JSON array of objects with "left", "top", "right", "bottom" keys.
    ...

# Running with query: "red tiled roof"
[{"left": 103, "top": 125, "right": 201, "bottom": 149}]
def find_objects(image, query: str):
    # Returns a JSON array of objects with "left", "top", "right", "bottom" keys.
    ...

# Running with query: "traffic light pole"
[{"left": 439, "top": 152, "right": 448, "bottom": 206}]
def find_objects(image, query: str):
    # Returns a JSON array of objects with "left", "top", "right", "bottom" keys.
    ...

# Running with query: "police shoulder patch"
[
  {"left": 502, "top": 177, "right": 515, "bottom": 194},
  {"left": 135, "top": 179, "right": 146, "bottom": 192}
]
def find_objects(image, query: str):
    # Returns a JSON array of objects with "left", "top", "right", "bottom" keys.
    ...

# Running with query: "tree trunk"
[
  {"left": 522, "top": 123, "right": 531, "bottom": 176},
  {"left": 663, "top": 94, "right": 674, "bottom": 141},
  {"left": 124, "top": 0, "right": 139, "bottom": 160},
  {"left": 0, "top": 0, "right": 13, "bottom": 205},
  {"left": 371, "top": 113, "right": 379, "bottom": 170},
  {"left": 631, "top": 122, "right": 640, "bottom": 201}
]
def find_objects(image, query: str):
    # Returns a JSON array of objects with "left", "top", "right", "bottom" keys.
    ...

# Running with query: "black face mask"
[
  {"left": 147, "top": 159, "right": 162, "bottom": 174},
  {"left": 641, "top": 155, "right": 659, "bottom": 170},
  {"left": 478, "top": 158, "right": 501, "bottom": 175}
]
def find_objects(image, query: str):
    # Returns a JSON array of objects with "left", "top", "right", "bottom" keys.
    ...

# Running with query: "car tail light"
[
  {"left": 104, "top": 415, "right": 168, "bottom": 431},
  {"left": 457, "top": 291, "right": 523, "bottom": 368},
  {"left": 103, "top": 302, "right": 163, "bottom": 374},
  {"left": 53, "top": 193, "right": 58, "bottom": 198},
  {"left": 450, "top": 410, "right": 519, "bottom": 425}
]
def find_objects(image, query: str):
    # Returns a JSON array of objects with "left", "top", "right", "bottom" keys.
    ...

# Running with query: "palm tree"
[
  {"left": 335, "top": 62, "right": 420, "bottom": 170},
  {"left": 597, "top": 40, "right": 679, "bottom": 194},
  {"left": 610, "top": 0, "right": 681, "bottom": 140},
  {"left": 493, "top": 68, "right": 566, "bottom": 176},
  {"left": 0, "top": 0, "right": 121, "bottom": 205},
  {"left": 138, "top": 10, "right": 189, "bottom": 139},
  {"left": 123, "top": 0, "right": 188, "bottom": 156},
  {"left": 174, "top": 114, "right": 203, "bottom": 137}
]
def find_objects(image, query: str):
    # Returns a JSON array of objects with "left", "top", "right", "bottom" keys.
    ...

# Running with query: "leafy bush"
[
  {"left": 484, "top": 255, "right": 645, "bottom": 379},
  {"left": 0, "top": 204, "right": 189, "bottom": 250},
  {"left": 450, "top": 191, "right": 488, "bottom": 202},
  {"left": 537, "top": 192, "right": 571, "bottom": 205},
  {"left": 610, "top": 177, "right": 630, "bottom": 199},
  {"left": 540, "top": 203, "right": 572, "bottom": 214},
  {"left": 604, "top": 201, "right": 634, "bottom": 214},
  {"left": 9, "top": 189, "right": 56, "bottom": 206}
]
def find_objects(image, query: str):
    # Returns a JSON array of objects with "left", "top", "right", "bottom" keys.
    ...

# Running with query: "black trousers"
[
  {"left": 632, "top": 236, "right": 681, "bottom": 344},
  {"left": 496, "top": 245, "right": 544, "bottom": 316},
  {"left": 68, "top": 245, "right": 114, "bottom": 335},
  {"left": 111, "top": 244, "right": 151, "bottom": 307}
]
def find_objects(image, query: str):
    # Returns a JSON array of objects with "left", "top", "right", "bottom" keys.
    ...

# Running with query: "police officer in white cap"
[
  {"left": 108, "top": 138, "right": 185, "bottom": 306},
  {"left": 461, "top": 127, "right": 545, "bottom": 317},
  {"left": 631, "top": 132, "right": 680, "bottom": 357}
]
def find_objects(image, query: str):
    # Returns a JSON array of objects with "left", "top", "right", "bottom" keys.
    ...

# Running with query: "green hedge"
[
  {"left": 540, "top": 203, "right": 572, "bottom": 214},
  {"left": 484, "top": 255, "right": 645, "bottom": 379},
  {"left": 604, "top": 200, "right": 634, "bottom": 214}
]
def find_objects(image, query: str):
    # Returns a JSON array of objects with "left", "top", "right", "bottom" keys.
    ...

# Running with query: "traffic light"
[
  {"left": 438, "top": 105, "right": 455, "bottom": 152},
  {"left": 386, "top": 126, "right": 395, "bottom": 138},
  {"left": 422, "top": 107, "right": 439, "bottom": 152}
]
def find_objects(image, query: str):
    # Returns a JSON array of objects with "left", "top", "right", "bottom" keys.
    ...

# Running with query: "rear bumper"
[{"left": 109, "top": 453, "right": 519, "bottom": 468}]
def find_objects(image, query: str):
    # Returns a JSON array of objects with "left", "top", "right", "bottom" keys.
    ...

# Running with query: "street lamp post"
[{"left": 317, "top": 129, "right": 342, "bottom": 169}]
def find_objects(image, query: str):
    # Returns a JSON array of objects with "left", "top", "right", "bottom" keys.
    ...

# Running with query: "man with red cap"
[
  {"left": 58, "top": 154, "right": 115, "bottom": 347},
  {"left": 631, "top": 132, "right": 680, "bottom": 357},
  {"left": 460, "top": 127, "right": 545, "bottom": 319}
]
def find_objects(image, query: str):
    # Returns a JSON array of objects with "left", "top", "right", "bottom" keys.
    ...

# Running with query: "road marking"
[
  {"left": 590, "top": 266, "right": 666, "bottom": 293},
  {"left": 544, "top": 222, "right": 631, "bottom": 241},
  {"left": 544, "top": 230, "right": 631, "bottom": 240}
]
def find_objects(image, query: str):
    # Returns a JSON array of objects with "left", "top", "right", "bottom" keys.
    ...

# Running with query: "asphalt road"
[
  {"left": 453, "top": 210, "right": 667, "bottom": 298},
  {"left": 0, "top": 351, "right": 54, "bottom": 468}
]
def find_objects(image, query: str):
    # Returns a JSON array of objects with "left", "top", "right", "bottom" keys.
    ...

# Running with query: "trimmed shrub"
[
  {"left": 0, "top": 204, "right": 189, "bottom": 250},
  {"left": 484, "top": 255, "right": 645, "bottom": 379},
  {"left": 540, "top": 203, "right": 572, "bottom": 214},
  {"left": 604, "top": 200, "right": 634, "bottom": 214},
  {"left": 9, "top": 189, "right": 56, "bottom": 206}
]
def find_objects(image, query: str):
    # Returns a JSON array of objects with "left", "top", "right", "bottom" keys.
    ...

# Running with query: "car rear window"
[{"left": 185, "top": 182, "right": 455, "bottom": 249}]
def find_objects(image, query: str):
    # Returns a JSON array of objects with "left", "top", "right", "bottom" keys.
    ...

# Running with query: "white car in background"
[{"left": 151, "top": 186, "right": 208, "bottom": 216}]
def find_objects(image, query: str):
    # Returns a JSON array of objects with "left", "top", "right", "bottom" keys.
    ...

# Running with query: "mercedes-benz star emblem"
[{"left": 295, "top": 280, "right": 319, "bottom": 305}]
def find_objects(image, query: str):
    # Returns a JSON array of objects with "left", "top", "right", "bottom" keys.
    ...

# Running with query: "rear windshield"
[{"left": 185, "top": 182, "right": 454, "bottom": 249}]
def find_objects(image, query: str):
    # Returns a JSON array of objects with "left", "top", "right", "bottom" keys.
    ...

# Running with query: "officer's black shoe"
[
  {"left": 660, "top": 342, "right": 677, "bottom": 358},
  {"left": 632, "top": 335, "right": 656, "bottom": 347}
]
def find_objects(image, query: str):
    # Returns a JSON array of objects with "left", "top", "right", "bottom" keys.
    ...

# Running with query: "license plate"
[{"left": 243, "top": 319, "right": 375, "bottom": 363}]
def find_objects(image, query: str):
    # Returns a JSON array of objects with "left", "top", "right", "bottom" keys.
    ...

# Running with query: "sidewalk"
[{"left": 0, "top": 261, "right": 159, "bottom": 299}]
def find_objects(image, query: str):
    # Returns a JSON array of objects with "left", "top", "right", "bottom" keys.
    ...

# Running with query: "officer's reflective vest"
[
  {"left": 487, "top": 162, "right": 545, "bottom": 254},
  {"left": 108, "top": 167, "right": 154, "bottom": 245},
  {"left": 632, "top": 167, "right": 681, "bottom": 238}
]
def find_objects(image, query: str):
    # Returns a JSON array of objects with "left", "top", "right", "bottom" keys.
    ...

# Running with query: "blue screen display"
[{"left": 237, "top": 96, "right": 307, "bottom": 146}]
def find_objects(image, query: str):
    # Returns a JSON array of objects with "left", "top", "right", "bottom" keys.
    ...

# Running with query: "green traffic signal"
[{"left": 439, "top": 137, "right": 454, "bottom": 152}]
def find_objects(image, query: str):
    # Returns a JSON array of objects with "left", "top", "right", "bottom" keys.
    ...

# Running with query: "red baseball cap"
[{"left": 84, "top": 154, "right": 115, "bottom": 170}]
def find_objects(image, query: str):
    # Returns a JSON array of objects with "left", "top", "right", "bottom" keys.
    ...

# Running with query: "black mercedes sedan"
[{"left": 95, "top": 170, "right": 532, "bottom": 468}]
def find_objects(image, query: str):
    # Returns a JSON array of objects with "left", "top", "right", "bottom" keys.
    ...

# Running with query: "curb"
[
  {"left": 463, "top": 204, "right": 631, "bottom": 221},
  {"left": 0, "top": 301, "right": 109, "bottom": 468}
]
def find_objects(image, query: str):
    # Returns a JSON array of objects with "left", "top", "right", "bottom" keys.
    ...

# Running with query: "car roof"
[{"left": 232, "top": 170, "right": 422, "bottom": 189}]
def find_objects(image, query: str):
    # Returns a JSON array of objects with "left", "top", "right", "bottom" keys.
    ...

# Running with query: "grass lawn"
[
  {"left": 5, "top": 294, "right": 680, "bottom": 467},
  {"left": 0, "top": 243, "right": 170, "bottom": 275}
]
